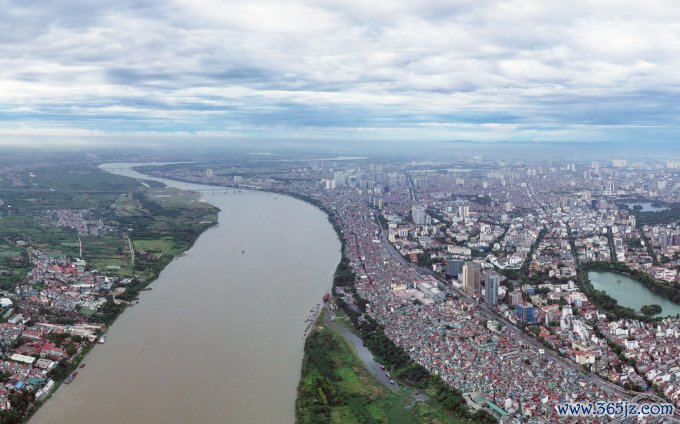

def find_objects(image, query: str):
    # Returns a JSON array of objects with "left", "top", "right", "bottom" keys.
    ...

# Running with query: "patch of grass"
[
  {"left": 0, "top": 216, "right": 79, "bottom": 254},
  {"left": 133, "top": 238, "right": 182, "bottom": 258},
  {"left": 296, "top": 317, "right": 469, "bottom": 424},
  {"left": 81, "top": 235, "right": 132, "bottom": 276}
]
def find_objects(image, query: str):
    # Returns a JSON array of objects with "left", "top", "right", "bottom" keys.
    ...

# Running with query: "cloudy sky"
[{"left": 1, "top": 0, "right": 679, "bottom": 145}]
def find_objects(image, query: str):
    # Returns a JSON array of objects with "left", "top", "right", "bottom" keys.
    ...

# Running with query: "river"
[
  {"left": 588, "top": 271, "right": 680, "bottom": 317},
  {"left": 30, "top": 163, "right": 341, "bottom": 424}
]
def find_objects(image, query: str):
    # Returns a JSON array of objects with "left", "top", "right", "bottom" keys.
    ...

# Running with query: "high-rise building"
[
  {"left": 333, "top": 171, "right": 346, "bottom": 187},
  {"left": 458, "top": 205, "right": 470, "bottom": 218},
  {"left": 508, "top": 290, "right": 522, "bottom": 306},
  {"left": 516, "top": 303, "right": 535, "bottom": 325},
  {"left": 412, "top": 205, "right": 426, "bottom": 225},
  {"left": 445, "top": 259, "right": 464, "bottom": 278},
  {"left": 483, "top": 271, "right": 500, "bottom": 307},
  {"left": 462, "top": 262, "right": 481, "bottom": 297}
]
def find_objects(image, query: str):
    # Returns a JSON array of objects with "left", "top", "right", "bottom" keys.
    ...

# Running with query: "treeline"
[
  {"left": 290, "top": 187, "right": 494, "bottom": 422},
  {"left": 122, "top": 192, "right": 218, "bottom": 244},
  {"left": 575, "top": 265, "right": 667, "bottom": 322}
]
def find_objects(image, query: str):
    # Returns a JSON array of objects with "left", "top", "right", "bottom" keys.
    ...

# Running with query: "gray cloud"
[{"left": 1, "top": 0, "right": 679, "bottom": 143}]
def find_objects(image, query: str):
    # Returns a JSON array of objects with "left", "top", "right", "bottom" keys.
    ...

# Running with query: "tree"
[
  {"left": 641, "top": 304, "right": 662, "bottom": 316},
  {"left": 65, "top": 343, "right": 77, "bottom": 356}
]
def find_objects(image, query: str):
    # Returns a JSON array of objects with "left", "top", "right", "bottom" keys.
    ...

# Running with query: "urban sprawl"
[{"left": 149, "top": 158, "right": 680, "bottom": 422}]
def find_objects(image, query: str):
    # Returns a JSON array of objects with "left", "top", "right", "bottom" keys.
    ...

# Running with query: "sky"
[{"left": 1, "top": 0, "right": 680, "bottom": 146}]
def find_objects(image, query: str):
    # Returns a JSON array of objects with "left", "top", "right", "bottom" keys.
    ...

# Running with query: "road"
[
  {"left": 373, "top": 218, "right": 637, "bottom": 401},
  {"left": 124, "top": 233, "right": 135, "bottom": 266},
  {"left": 323, "top": 306, "right": 399, "bottom": 391}
]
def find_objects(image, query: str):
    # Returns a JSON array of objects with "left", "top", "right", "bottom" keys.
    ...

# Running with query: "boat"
[
  {"left": 322, "top": 293, "right": 331, "bottom": 303},
  {"left": 99, "top": 335, "right": 107, "bottom": 344},
  {"left": 79, "top": 363, "right": 86, "bottom": 369},
  {"left": 617, "top": 279, "right": 623, "bottom": 285}
]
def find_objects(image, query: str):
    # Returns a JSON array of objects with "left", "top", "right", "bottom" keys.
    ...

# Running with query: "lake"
[
  {"left": 588, "top": 271, "right": 680, "bottom": 317},
  {"left": 622, "top": 202, "right": 669, "bottom": 212}
]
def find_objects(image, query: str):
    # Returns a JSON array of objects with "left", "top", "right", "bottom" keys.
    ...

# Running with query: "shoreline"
[
  {"left": 586, "top": 268, "right": 680, "bottom": 318},
  {"left": 23, "top": 167, "right": 221, "bottom": 423},
  {"left": 584, "top": 261, "right": 680, "bottom": 308},
  {"left": 117, "top": 165, "right": 344, "bottom": 423}
]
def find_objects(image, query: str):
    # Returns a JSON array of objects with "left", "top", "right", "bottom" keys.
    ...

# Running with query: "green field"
[
  {"left": 81, "top": 235, "right": 133, "bottom": 276},
  {"left": 296, "top": 314, "right": 473, "bottom": 424},
  {"left": 0, "top": 216, "right": 80, "bottom": 254}
]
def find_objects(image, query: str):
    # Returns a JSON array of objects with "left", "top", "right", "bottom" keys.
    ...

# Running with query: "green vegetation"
[
  {"left": 297, "top": 323, "right": 413, "bottom": 424},
  {"left": 289, "top": 189, "right": 494, "bottom": 423},
  {"left": 641, "top": 304, "right": 662, "bottom": 316},
  {"left": 564, "top": 224, "right": 657, "bottom": 321},
  {"left": 0, "top": 162, "right": 222, "bottom": 422},
  {"left": 519, "top": 227, "right": 547, "bottom": 276},
  {"left": 0, "top": 165, "right": 140, "bottom": 212},
  {"left": 575, "top": 268, "right": 641, "bottom": 321},
  {"left": 81, "top": 235, "right": 132, "bottom": 276},
  {"left": 296, "top": 318, "right": 482, "bottom": 424}
]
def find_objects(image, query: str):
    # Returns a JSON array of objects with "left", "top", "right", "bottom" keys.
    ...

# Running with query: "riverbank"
[
  {"left": 132, "top": 165, "right": 495, "bottom": 423},
  {"left": 294, "top": 203, "right": 494, "bottom": 423},
  {"left": 30, "top": 163, "right": 340, "bottom": 424},
  {"left": 0, "top": 163, "right": 220, "bottom": 423},
  {"left": 296, "top": 308, "right": 468, "bottom": 424}
]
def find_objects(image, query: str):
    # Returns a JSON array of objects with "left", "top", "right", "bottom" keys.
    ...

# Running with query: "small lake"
[
  {"left": 588, "top": 271, "right": 680, "bottom": 317},
  {"left": 622, "top": 202, "right": 669, "bottom": 212}
]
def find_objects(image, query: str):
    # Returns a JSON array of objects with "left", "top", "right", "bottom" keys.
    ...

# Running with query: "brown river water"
[{"left": 29, "top": 163, "right": 341, "bottom": 424}]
